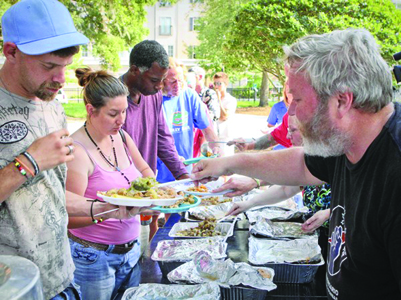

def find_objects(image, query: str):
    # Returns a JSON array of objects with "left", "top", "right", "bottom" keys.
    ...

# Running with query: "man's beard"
[
  {"left": 35, "top": 82, "right": 63, "bottom": 101},
  {"left": 298, "top": 101, "right": 352, "bottom": 157}
]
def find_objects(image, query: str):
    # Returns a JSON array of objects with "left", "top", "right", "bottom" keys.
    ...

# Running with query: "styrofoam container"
[{"left": 168, "top": 222, "right": 234, "bottom": 239}]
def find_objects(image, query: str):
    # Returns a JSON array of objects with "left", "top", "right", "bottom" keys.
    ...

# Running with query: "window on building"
[
  {"left": 189, "top": 17, "right": 200, "bottom": 31},
  {"left": 167, "top": 45, "right": 174, "bottom": 57},
  {"left": 159, "top": 1, "right": 172, "bottom": 7},
  {"left": 188, "top": 46, "right": 197, "bottom": 59},
  {"left": 159, "top": 17, "right": 172, "bottom": 35}
]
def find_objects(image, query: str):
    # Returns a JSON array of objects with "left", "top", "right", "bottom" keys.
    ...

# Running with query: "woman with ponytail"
[{"left": 66, "top": 68, "right": 156, "bottom": 300}]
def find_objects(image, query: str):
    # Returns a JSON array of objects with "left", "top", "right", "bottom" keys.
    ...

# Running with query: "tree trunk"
[{"left": 259, "top": 71, "right": 269, "bottom": 107}]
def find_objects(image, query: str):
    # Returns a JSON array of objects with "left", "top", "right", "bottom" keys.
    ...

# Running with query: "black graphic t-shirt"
[{"left": 305, "top": 102, "right": 401, "bottom": 300}]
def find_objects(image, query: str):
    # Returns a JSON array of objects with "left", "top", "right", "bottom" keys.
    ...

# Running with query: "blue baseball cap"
[{"left": 2, "top": 0, "right": 89, "bottom": 55}]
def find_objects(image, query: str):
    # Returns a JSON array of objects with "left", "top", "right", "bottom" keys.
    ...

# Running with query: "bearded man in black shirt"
[{"left": 191, "top": 28, "right": 401, "bottom": 300}]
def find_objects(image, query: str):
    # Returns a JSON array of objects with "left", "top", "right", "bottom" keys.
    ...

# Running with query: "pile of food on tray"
[
  {"left": 161, "top": 194, "right": 197, "bottom": 208},
  {"left": 175, "top": 218, "right": 222, "bottom": 237},
  {"left": 187, "top": 185, "right": 208, "bottom": 193}
]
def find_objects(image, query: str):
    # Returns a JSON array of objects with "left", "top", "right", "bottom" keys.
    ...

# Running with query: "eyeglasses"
[{"left": 213, "top": 82, "right": 223, "bottom": 86}]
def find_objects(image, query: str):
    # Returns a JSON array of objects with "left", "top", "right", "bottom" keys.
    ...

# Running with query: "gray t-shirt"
[{"left": 0, "top": 88, "right": 74, "bottom": 299}]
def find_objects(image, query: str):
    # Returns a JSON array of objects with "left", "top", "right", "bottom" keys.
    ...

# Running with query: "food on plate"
[
  {"left": 176, "top": 218, "right": 222, "bottom": 237},
  {"left": 257, "top": 268, "right": 272, "bottom": 279},
  {"left": 130, "top": 177, "right": 158, "bottom": 191},
  {"left": 200, "top": 196, "right": 232, "bottom": 206},
  {"left": 99, "top": 177, "right": 184, "bottom": 199},
  {"left": 162, "top": 194, "right": 197, "bottom": 208},
  {"left": 187, "top": 185, "right": 208, "bottom": 193}
]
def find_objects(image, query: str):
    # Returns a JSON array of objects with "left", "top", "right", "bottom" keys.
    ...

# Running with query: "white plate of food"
[
  {"left": 97, "top": 177, "right": 185, "bottom": 207},
  {"left": 96, "top": 193, "right": 184, "bottom": 207}
]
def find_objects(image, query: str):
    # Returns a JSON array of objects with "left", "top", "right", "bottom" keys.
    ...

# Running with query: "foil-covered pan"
[
  {"left": 168, "top": 222, "right": 234, "bottom": 239},
  {"left": 248, "top": 236, "right": 324, "bottom": 284},
  {"left": 151, "top": 239, "right": 227, "bottom": 262},
  {"left": 122, "top": 282, "right": 220, "bottom": 300},
  {"left": 250, "top": 219, "right": 316, "bottom": 239},
  {"left": 246, "top": 206, "right": 308, "bottom": 223},
  {"left": 248, "top": 236, "right": 322, "bottom": 265},
  {"left": 185, "top": 195, "right": 245, "bottom": 222},
  {"left": 185, "top": 202, "right": 236, "bottom": 221},
  {"left": 168, "top": 251, "right": 277, "bottom": 292}
]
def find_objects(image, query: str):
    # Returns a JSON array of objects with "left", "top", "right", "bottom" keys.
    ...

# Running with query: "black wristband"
[
  {"left": 86, "top": 199, "right": 104, "bottom": 224},
  {"left": 22, "top": 151, "right": 40, "bottom": 176}
]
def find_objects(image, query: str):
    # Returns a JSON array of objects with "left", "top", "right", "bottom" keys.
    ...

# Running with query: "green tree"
[
  {"left": 195, "top": 0, "right": 251, "bottom": 74},
  {"left": 228, "top": 0, "right": 401, "bottom": 106},
  {"left": 0, "top": 0, "right": 167, "bottom": 71},
  {"left": 198, "top": 0, "right": 401, "bottom": 106}
]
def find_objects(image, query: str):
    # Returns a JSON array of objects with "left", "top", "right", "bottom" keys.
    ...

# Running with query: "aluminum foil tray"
[
  {"left": 248, "top": 236, "right": 324, "bottom": 283},
  {"left": 168, "top": 222, "right": 234, "bottom": 239},
  {"left": 246, "top": 206, "right": 308, "bottom": 223},
  {"left": 122, "top": 283, "right": 220, "bottom": 300},
  {"left": 168, "top": 258, "right": 276, "bottom": 291},
  {"left": 258, "top": 262, "right": 323, "bottom": 284},
  {"left": 185, "top": 202, "right": 235, "bottom": 221},
  {"left": 158, "top": 261, "right": 186, "bottom": 278},
  {"left": 250, "top": 219, "right": 317, "bottom": 239},
  {"left": 152, "top": 239, "right": 228, "bottom": 262},
  {"left": 220, "top": 286, "right": 268, "bottom": 300}
]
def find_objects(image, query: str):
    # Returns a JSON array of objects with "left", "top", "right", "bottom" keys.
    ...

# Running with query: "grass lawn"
[
  {"left": 62, "top": 102, "right": 86, "bottom": 119},
  {"left": 237, "top": 100, "right": 277, "bottom": 108},
  {"left": 62, "top": 100, "right": 278, "bottom": 118}
]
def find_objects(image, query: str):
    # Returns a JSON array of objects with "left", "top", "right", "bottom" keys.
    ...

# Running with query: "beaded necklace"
[{"left": 84, "top": 121, "right": 130, "bottom": 185}]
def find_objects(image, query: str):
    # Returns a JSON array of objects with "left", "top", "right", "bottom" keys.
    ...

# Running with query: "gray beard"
[
  {"left": 299, "top": 102, "right": 351, "bottom": 157},
  {"left": 302, "top": 133, "right": 350, "bottom": 157}
]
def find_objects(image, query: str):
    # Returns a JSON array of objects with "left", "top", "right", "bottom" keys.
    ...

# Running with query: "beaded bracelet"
[
  {"left": 87, "top": 199, "right": 104, "bottom": 224},
  {"left": 22, "top": 151, "right": 40, "bottom": 176},
  {"left": 14, "top": 157, "right": 35, "bottom": 177},
  {"left": 14, "top": 159, "right": 29, "bottom": 179}
]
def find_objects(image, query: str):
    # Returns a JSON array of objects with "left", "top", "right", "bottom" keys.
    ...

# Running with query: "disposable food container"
[
  {"left": 246, "top": 206, "right": 308, "bottom": 223},
  {"left": 249, "top": 219, "right": 317, "bottom": 240},
  {"left": 151, "top": 239, "right": 227, "bottom": 277},
  {"left": 122, "top": 282, "right": 220, "bottom": 300},
  {"left": 248, "top": 236, "right": 324, "bottom": 283}
]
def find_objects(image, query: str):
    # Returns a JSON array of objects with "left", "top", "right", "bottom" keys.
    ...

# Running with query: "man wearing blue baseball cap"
[{"left": 0, "top": 1, "right": 89, "bottom": 299}]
